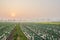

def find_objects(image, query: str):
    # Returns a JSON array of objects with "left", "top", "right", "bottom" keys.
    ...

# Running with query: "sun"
[{"left": 11, "top": 13, "right": 16, "bottom": 17}]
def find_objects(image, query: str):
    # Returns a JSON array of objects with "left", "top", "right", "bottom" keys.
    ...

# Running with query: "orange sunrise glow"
[{"left": 11, "top": 13, "right": 16, "bottom": 18}]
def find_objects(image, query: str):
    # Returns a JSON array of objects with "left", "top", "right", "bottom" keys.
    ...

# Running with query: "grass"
[
  {"left": 37, "top": 22, "right": 60, "bottom": 24},
  {"left": 13, "top": 23, "right": 28, "bottom": 40}
]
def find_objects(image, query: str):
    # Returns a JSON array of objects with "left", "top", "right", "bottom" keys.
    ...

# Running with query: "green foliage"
[{"left": 13, "top": 24, "right": 27, "bottom": 40}]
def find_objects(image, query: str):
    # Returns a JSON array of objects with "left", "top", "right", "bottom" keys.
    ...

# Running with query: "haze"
[{"left": 0, "top": 0, "right": 60, "bottom": 21}]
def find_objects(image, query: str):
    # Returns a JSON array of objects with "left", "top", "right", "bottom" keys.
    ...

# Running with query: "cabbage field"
[
  {"left": 0, "top": 22, "right": 60, "bottom": 40},
  {"left": 21, "top": 22, "right": 60, "bottom": 40},
  {"left": 0, "top": 22, "right": 27, "bottom": 40},
  {"left": 0, "top": 22, "right": 16, "bottom": 40}
]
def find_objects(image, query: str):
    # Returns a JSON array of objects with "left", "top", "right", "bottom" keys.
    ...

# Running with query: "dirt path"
[
  {"left": 6, "top": 27, "right": 20, "bottom": 40},
  {"left": 6, "top": 24, "right": 27, "bottom": 40},
  {"left": 17, "top": 36, "right": 20, "bottom": 40},
  {"left": 6, "top": 28, "right": 16, "bottom": 40}
]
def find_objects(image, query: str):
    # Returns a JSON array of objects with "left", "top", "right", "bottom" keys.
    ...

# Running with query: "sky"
[{"left": 0, "top": 0, "right": 60, "bottom": 21}]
